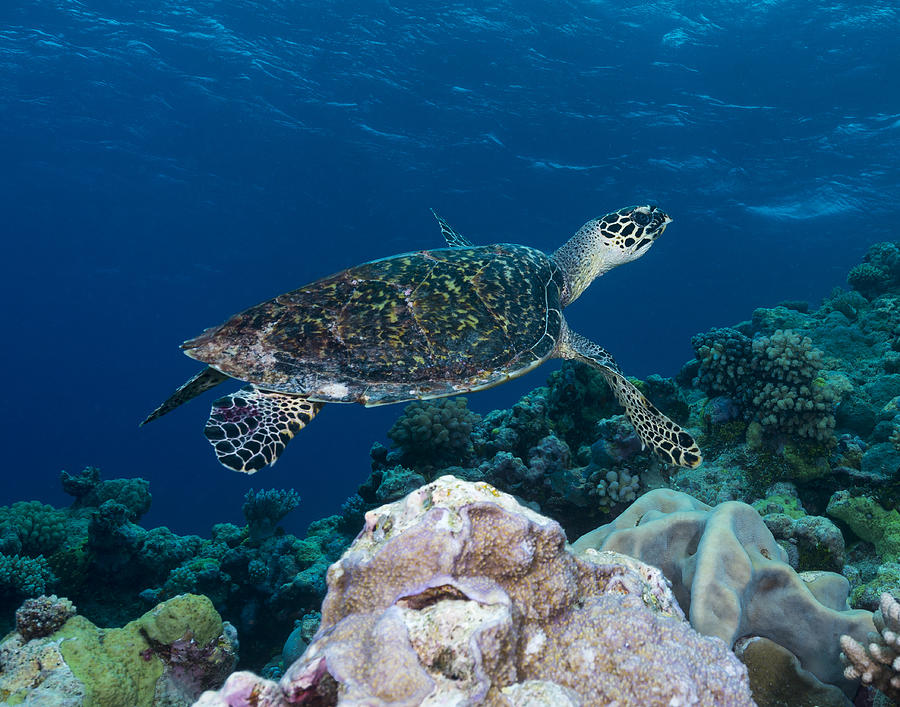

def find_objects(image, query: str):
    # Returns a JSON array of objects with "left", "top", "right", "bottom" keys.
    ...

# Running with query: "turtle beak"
[{"left": 651, "top": 207, "right": 672, "bottom": 237}]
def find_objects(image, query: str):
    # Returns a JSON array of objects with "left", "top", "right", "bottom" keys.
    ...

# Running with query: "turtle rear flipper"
[
  {"left": 204, "top": 387, "right": 323, "bottom": 473},
  {"left": 559, "top": 329, "right": 702, "bottom": 469},
  {"left": 141, "top": 367, "right": 229, "bottom": 425}
]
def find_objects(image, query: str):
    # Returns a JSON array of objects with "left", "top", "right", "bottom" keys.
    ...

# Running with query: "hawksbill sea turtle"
[{"left": 142, "top": 205, "right": 702, "bottom": 473}]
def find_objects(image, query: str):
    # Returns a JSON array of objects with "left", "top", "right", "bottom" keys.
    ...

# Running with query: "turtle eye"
[{"left": 633, "top": 210, "right": 651, "bottom": 226}]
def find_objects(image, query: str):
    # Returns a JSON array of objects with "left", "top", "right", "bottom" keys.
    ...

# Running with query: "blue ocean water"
[{"left": 1, "top": 0, "right": 898, "bottom": 536}]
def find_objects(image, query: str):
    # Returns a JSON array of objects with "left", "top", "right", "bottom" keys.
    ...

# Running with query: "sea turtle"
[{"left": 143, "top": 205, "right": 702, "bottom": 473}]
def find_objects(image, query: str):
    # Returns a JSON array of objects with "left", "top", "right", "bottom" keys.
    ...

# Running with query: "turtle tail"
[
  {"left": 204, "top": 386, "right": 323, "bottom": 473},
  {"left": 141, "top": 367, "right": 230, "bottom": 426}
]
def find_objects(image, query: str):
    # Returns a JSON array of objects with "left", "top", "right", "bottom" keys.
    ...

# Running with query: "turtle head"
[
  {"left": 552, "top": 205, "right": 672, "bottom": 306},
  {"left": 594, "top": 205, "right": 671, "bottom": 261}
]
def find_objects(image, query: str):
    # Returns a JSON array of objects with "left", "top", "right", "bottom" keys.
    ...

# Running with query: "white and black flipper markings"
[{"left": 558, "top": 329, "right": 702, "bottom": 469}]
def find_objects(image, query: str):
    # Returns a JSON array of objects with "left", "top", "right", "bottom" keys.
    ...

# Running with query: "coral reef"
[
  {"left": 0, "top": 593, "right": 236, "bottom": 706},
  {"left": 5, "top": 238, "right": 900, "bottom": 699},
  {"left": 0, "top": 469, "right": 353, "bottom": 671},
  {"left": 196, "top": 476, "right": 753, "bottom": 706},
  {"left": 0, "top": 553, "right": 55, "bottom": 599},
  {"left": 840, "top": 592, "right": 900, "bottom": 701},
  {"left": 573, "top": 488, "right": 874, "bottom": 696}
]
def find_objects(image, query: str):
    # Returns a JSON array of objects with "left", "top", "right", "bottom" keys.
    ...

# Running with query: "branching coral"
[
  {"left": 847, "top": 242, "right": 900, "bottom": 299},
  {"left": 848, "top": 263, "right": 891, "bottom": 298},
  {"left": 0, "top": 553, "right": 55, "bottom": 598},
  {"left": 0, "top": 501, "right": 67, "bottom": 556},
  {"left": 388, "top": 397, "right": 480, "bottom": 467},
  {"left": 693, "top": 327, "right": 836, "bottom": 441},
  {"left": 840, "top": 592, "right": 900, "bottom": 700},
  {"left": 242, "top": 488, "right": 301, "bottom": 543},
  {"left": 61, "top": 467, "right": 151, "bottom": 521}
]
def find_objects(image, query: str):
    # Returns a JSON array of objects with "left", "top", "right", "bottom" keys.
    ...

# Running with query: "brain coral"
[
  {"left": 197, "top": 476, "right": 753, "bottom": 707},
  {"left": 692, "top": 327, "right": 836, "bottom": 441}
]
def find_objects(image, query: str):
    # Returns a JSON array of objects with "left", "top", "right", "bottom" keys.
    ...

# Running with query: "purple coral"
[{"left": 198, "top": 476, "right": 754, "bottom": 706}]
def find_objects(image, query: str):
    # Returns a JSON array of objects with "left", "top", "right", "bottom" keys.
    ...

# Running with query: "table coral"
[
  {"left": 573, "top": 488, "right": 874, "bottom": 695},
  {"left": 196, "top": 476, "right": 754, "bottom": 707}
]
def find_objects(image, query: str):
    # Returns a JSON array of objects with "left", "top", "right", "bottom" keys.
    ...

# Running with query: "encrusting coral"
[
  {"left": 840, "top": 592, "right": 900, "bottom": 700},
  {"left": 0, "top": 593, "right": 236, "bottom": 706},
  {"left": 196, "top": 476, "right": 754, "bottom": 707},
  {"left": 14, "top": 593, "right": 76, "bottom": 640}
]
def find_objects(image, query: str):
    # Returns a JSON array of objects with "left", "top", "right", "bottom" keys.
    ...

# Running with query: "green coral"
[
  {"left": 781, "top": 441, "right": 831, "bottom": 482},
  {"left": 753, "top": 494, "right": 806, "bottom": 520},
  {"left": 827, "top": 492, "right": 900, "bottom": 562},
  {"left": 55, "top": 594, "right": 222, "bottom": 707},
  {"left": 698, "top": 418, "right": 748, "bottom": 456},
  {"left": 135, "top": 593, "right": 222, "bottom": 646},
  {"left": 849, "top": 563, "right": 900, "bottom": 611}
]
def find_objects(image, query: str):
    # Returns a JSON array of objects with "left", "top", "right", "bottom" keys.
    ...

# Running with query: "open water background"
[{"left": 1, "top": 0, "right": 898, "bottom": 535}]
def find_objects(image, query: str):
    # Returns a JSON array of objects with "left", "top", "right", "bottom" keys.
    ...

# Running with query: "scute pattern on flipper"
[
  {"left": 601, "top": 370, "right": 702, "bottom": 469},
  {"left": 560, "top": 329, "right": 702, "bottom": 469},
  {"left": 204, "top": 387, "right": 323, "bottom": 473}
]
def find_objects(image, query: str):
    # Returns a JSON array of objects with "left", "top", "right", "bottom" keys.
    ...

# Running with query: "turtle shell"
[{"left": 183, "top": 244, "right": 565, "bottom": 405}]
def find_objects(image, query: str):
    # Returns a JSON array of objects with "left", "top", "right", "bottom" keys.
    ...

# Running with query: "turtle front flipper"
[
  {"left": 204, "top": 387, "right": 323, "bottom": 473},
  {"left": 559, "top": 329, "right": 702, "bottom": 469},
  {"left": 430, "top": 209, "right": 474, "bottom": 248}
]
